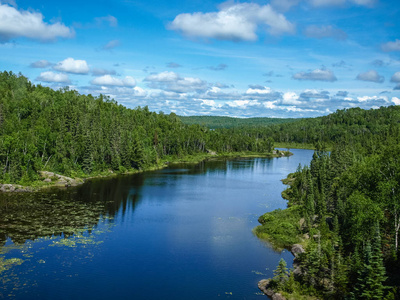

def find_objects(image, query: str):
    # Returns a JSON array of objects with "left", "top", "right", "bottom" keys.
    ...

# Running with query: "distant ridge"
[{"left": 179, "top": 115, "right": 297, "bottom": 129}]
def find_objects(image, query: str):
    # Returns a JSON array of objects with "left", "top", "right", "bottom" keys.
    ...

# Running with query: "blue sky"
[{"left": 1, "top": 0, "right": 399, "bottom": 118}]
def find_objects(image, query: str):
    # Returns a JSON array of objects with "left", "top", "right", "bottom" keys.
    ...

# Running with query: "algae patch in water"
[
  {"left": 0, "top": 190, "right": 116, "bottom": 296},
  {"left": 0, "top": 257, "right": 24, "bottom": 275}
]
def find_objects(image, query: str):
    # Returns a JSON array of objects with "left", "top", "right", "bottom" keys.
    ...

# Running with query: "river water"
[{"left": 0, "top": 149, "right": 314, "bottom": 299}]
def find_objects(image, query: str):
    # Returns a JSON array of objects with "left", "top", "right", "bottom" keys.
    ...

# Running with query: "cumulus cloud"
[
  {"left": 36, "top": 71, "right": 70, "bottom": 83},
  {"left": 30, "top": 59, "right": 52, "bottom": 68},
  {"left": 144, "top": 71, "right": 207, "bottom": 93},
  {"left": 281, "top": 92, "right": 301, "bottom": 105},
  {"left": 381, "top": 39, "right": 400, "bottom": 52},
  {"left": 293, "top": 68, "right": 337, "bottom": 82},
  {"left": 102, "top": 39, "right": 120, "bottom": 50},
  {"left": 356, "top": 70, "right": 384, "bottom": 83},
  {"left": 390, "top": 72, "right": 400, "bottom": 83},
  {"left": 168, "top": 2, "right": 295, "bottom": 41},
  {"left": 91, "top": 75, "right": 136, "bottom": 87},
  {"left": 392, "top": 97, "right": 400, "bottom": 105},
  {"left": 304, "top": 25, "right": 347, "bottom": 40},
  {"left": 53, "top": 58, "right": 90, "bottom": 74},
  {"left": 0, "top": 3, "right": 74, "bottom": 42}
]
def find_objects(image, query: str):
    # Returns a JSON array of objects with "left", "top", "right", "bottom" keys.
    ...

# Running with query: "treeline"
[
  {"left": 0, "top": 71, "right": 275, "bottom": 185},
  {"left": 182, "top": 106, "right": 400, "bottom": 150},
  {"left": 179, "top": 115, "right": 295, "bottom": 129},
  {"left": 257, "top": 115, "right": 400, "bottom": 298}
]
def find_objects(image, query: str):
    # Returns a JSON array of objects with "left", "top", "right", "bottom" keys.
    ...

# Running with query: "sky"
[{"left": 0, "top": 0, "right": 400, "bottom": 118}]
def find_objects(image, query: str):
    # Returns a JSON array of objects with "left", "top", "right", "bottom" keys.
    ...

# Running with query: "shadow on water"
[{"left": 0, "top": 174, "right": 146, "bottom": 247}]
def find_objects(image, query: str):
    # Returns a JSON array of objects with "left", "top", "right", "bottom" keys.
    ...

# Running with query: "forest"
[
  {"left": 255, "top": 112, "right": 400, "bottom": 298},
  {"left": 179, "top": 115, "right": 295, "bottom": 129},
  {"left": 0, "top": 71, "right": 276, "bottom": 186},
  {"left": 1, "top": 70, "right": 400, "bottom": 299}
]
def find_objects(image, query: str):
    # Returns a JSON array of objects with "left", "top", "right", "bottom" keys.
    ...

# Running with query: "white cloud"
[
  {"left": 263, "top": 101, "right": 277, "bottom": 109},
  {"left": 293, "top": 68, "right": 337, "bottom": 81},
  {"left": 36, "top": 71, "right": 70, "bottom": 83},
  {"left": 144, "top": 71, "right": 207, "bottom": 93},
  {"left": 53, "top": 58, "right": 90, "bottom": 74},
  {"left": 133, "top": 87, "right": 147, "bottom": 97},
  {"left": 390, "top": 72, "right": 400, "bottom": 83},
  {"left": 0, "top": 4, "right": 74, "bottom": 42},
  {"left": 304, "top": 25, "right": 347, "bottom": 40},
  {"left": 245, "top": 86, "right": 273, "bottom": 95},
  {"left": 145, "top": 71, "right": 179, "bottom": 82},
  {"left": 226, "top": 100, "right": 260, "bottom": 108},
  {"left": 356, "top": 70, "right": 384, "bottom": 83},
  {"left": 168, "top": 3, "right": 295, "bottom": 42},
  {"left": 91, "top": 75, "right": 136, "bottom": 87},
  {"left": 381, "top": 39, "right": 400, "bottom": 52},
  {"left": 282, "top": 92, "right": 301, "bottom": 105},
  {"left": 30, "top": 60, "right": 52, "bottom": 68},
  {"left": 357, "top": 95, "right": 389, "bottom": 102},
  {"left": 200, "top": 100, "right": 222, "bottom": 108},
  {"left": 392, "top": 97, "right": 400, "bottom": 105}
]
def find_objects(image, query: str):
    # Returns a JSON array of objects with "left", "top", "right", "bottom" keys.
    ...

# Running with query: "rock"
[
  {"left": 44, "top": 178, "right": 52, "bottom": 183},
  {"left": 272, "top": 293, "right": 286, "bottom": 300},
  {"left": 258, "top": 279, "right": 287, "bottom": 300},
  {"left": 258, "top": 279, "right": 274, "bottom": 297},
  {"left": 291, "top": 244, "right": 305, "bottom": 257}
]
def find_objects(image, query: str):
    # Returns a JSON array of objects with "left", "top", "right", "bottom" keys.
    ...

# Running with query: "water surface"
[{"left": 0, "top": 149, "right": 314, "bottom": 299}]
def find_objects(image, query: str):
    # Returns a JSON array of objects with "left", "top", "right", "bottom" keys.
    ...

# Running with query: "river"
[{"left": 0, "top": 149, "right": 314, "bottom": 299}]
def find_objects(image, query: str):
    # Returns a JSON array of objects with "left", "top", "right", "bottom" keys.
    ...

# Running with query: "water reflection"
[
  {"left": 0, "top": 174, "right": 145, "bottom": 246},
  {"left": 0, "top": 151, "right": 315, "bottom": 300}
]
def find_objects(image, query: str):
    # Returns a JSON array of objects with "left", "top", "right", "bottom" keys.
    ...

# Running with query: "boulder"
[
  {"left": 272, "top": 293, "right": 286, "bottom": 300},
  {"left": 291, "top": 244, "right": 305, "bottom": 257},
  {"left": 258, "top": 279, "right": 287, "bottom": 300}
]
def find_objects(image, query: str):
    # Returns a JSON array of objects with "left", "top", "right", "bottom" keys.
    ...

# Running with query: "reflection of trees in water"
[{"left": 0, "top": 174, "right": 145, "bottom": 246}]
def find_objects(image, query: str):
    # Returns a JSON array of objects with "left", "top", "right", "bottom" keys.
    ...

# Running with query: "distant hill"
[{"left": 179, "top": 115, "right": 297, "bottom": 129}]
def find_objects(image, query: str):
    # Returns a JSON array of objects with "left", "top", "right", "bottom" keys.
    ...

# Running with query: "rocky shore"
[{"left": 258, "top": 244, "right": 305, "bottom": 299}]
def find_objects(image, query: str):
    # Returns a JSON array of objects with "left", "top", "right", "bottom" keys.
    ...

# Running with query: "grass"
[{"left": 253, "top": 205, "right": 303, "bottom": 250}]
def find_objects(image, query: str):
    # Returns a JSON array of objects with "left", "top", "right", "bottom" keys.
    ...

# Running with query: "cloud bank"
[
  {"left": 169, "top": 3, "right": 295, "bottom": 41},
  {"left": 0, "top": 4, "right": 74, "bottom": 42}
]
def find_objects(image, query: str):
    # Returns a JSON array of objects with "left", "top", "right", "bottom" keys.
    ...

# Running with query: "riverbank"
[{"left": 0, "top": 149, "right": 291, "bottom": 193}]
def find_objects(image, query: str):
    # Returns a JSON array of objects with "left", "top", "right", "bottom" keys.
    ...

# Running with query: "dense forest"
[
  {"left": 182, "top": 106, "right": 400, "bottom": 150},
  {"left": 2, "top": 70, "right": 400, "bottom": 299},
  {"left": 0, "top": 71, "right": 276, "bottom": 185},
  {"left": 256, "top": 109, "right": 400, "bottom": 299},
  {"left": 179, "top": 115, "right": 295, "bottom": 129}
]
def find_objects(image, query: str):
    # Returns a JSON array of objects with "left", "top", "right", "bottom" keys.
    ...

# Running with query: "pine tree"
[{"left": 273, "top": 258, "right": 289, "bottom": 288}]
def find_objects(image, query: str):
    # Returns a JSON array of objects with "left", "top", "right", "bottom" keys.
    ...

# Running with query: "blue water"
[{"left": 0, "top": 149, "right": 314, "bottom": 299}]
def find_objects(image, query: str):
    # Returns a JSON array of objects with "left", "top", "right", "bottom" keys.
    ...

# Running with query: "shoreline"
[{"left": 0, "top": 149, "right": 292, "bottom": 193}]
